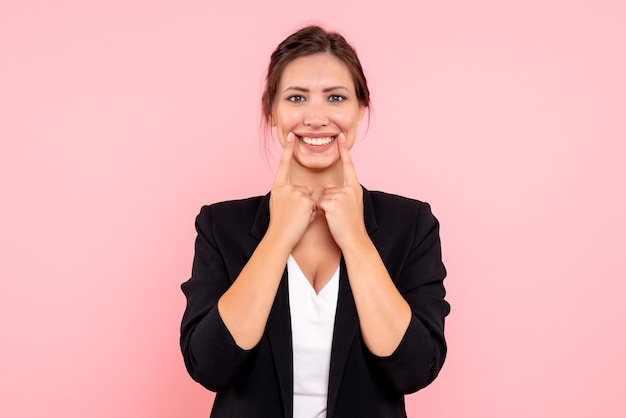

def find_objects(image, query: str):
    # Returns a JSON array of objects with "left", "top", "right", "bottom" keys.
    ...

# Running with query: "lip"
[
  {"left": 294, "top": 132, "right": 340, "bottom": 139},
  {"left": 294, "top": 132, "right": 340, "bottom": 145},
  {"left": 293, "top": 132, "right": 340, "bottom": 152}
]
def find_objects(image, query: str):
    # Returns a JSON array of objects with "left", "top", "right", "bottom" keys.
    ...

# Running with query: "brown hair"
[{"left": 261, "top": 25, "right": 371, "bottom": 125}]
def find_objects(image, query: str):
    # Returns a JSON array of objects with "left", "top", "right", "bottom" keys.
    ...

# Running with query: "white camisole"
[{"left": 287, "top": 255, "right": 340, "bottom": 418}]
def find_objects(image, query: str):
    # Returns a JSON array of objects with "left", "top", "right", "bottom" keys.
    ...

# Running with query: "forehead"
[{"left": 279, "top": 53, "right": 355, "bottom": 90}]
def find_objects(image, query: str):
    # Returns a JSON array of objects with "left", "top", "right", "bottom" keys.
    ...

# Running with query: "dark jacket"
[{"left": 180, "top": 188, "right": 450, "bottom": 417}]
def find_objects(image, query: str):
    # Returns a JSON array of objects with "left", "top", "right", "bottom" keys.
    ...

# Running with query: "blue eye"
[
  {"left": 287, "top": 95, "right": 305, "bottom": 103},
  {"left": 328, "top": 94, "right": 346, "bottom": 102}
]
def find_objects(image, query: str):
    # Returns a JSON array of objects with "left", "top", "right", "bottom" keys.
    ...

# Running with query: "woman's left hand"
[
  {"left": 317, "top": 133, "right": 367, "bottom": 250},
  {"left": 319, "top": 134, "right": 414, "bottom": 359}
]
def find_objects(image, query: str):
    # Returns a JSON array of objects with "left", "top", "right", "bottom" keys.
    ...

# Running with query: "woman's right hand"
[
  {"left": 268, "top": 132, "right": 316, "bottom": 249},
  {"left": 216, "top": 132, "right": 314, "bottom": 350}
]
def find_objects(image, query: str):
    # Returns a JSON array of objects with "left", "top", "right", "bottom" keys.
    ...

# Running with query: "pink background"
[{"left": 1, "top": 1, "right": 625, "bottom": 417}]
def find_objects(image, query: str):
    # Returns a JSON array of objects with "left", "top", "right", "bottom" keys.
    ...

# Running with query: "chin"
[{"left": 295, "top": 155, "right": 339, "bottom": 171}]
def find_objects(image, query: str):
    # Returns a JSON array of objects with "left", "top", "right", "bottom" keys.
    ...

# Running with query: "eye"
[
  {"left": 328, "top": 94, "right": 346, "bottom": 103},
  {"left": 287, "top": 95, "right": 306, "bottom": 103}
]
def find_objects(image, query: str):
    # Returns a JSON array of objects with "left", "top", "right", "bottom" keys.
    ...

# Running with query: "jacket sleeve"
[
  {"left": 180, "top": 205, "right": 254, "bottom": 392},
  {"left": 371, "top": 202, "right": 450, "bottom": 394}
]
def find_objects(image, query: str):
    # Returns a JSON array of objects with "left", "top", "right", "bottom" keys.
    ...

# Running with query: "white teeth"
[{"left": 298, "top": 136, "right": 336, "bottom": 146}]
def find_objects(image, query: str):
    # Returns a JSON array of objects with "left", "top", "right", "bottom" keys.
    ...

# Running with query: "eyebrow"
[{"left": 281, "top": 86, "right": 350, "bottom": 93}]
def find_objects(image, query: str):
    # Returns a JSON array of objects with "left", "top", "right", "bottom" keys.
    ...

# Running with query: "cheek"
[
  {"left": 336, "top": 111, "right": 361, "bottom": 133},
  {"left": 276, "top": 115, "right": 300, "bottom": 135},
  {"left": 274, "top": 112, "right": 300, "bottom": 146}
]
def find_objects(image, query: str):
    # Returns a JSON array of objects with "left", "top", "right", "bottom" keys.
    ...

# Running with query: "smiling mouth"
[{"left": 297, "top": 136, "right": 337, "bottom": 146}]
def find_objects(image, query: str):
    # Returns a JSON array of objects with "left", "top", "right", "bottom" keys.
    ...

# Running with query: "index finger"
[
  {"left": 338, "top": 133, "right": 359, "bottom": 186},
  {"left": 274, "top": 132, "right": 295, "bottom": 185}
]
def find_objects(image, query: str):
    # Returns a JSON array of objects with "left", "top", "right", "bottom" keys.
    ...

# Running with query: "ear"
[
  {"left": 268, "top": 113, "right": 277, "bottom": 127},
  {"left": 357, "top": 104, "right": 367, "bottom": 125}
]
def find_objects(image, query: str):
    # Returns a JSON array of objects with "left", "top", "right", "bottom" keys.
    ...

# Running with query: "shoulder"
[
  {"left": 201, "top": 195, "right": 266, "bottom": 215},
  {"left": 196, "top": 194, "right": 268, "bottom": 231},
  {"left": 367, "top": 189, "right": 433, "bottom": 218},
  {"left": 364, "top": 189, "right": 440, "bottom": 245}
]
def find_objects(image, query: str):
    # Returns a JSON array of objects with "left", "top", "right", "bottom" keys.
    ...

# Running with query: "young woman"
[{"left": 180, "top": 25, "right": 450, "bottom": 418}]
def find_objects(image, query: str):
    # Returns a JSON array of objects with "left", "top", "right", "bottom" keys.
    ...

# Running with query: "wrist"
[
  {"left": 263, "top": 224, "right": 297, "bottom": 255},
  {"left": 338, "top": 227, "right": 371, "bottom": 255}
]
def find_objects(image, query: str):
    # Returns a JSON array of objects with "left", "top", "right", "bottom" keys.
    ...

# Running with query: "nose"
[{"left": 303, "top": 100, "right": 329, "bottom": 128}]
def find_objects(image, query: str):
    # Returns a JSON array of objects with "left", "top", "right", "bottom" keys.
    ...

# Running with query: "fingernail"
[
  {"left": 286, "top": 133, "right": 293, "bottom": 142},
  {"left": 340, "top": 133, "right": 346, "bottom": 143}
]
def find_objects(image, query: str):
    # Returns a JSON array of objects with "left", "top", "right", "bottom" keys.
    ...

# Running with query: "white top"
[{"left": 287, "top": 255, "right": 340, "bottom": 418}]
